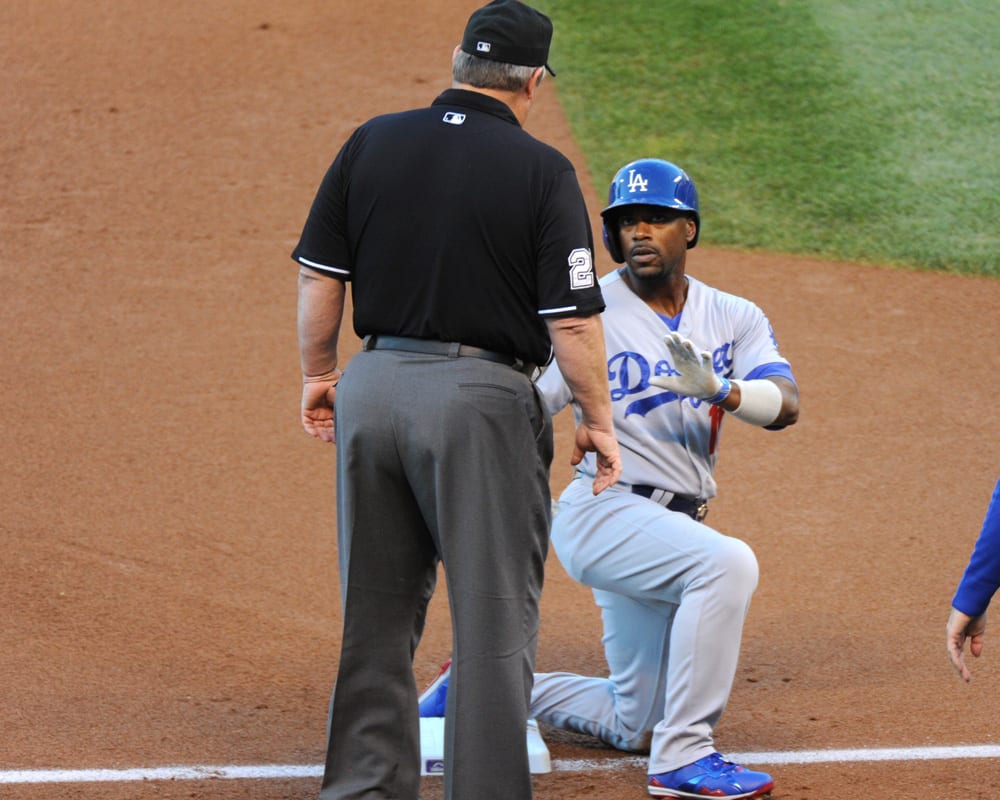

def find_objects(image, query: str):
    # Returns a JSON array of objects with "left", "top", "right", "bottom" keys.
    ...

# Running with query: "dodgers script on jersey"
[{"left": 538, "top": 270, "right": 793, "bottom": 499}]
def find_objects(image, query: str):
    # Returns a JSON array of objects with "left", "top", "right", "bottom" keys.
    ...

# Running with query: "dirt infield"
[{"left": 4, "top": 2, "right": 999, "bottom": 799}]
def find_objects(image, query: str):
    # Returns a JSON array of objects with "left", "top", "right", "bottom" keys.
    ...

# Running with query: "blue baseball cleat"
[
  {"left": 418, "top": 659, "right": 451, "bottom": 717},
  {"left": 647, "top": 752, "right": 773, "bottom": 798}
]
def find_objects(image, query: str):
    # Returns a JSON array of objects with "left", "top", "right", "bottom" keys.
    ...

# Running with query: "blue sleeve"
[
  {"left": 744, "top": 362, "right": 796, "bottom": 385},
  {"left": 952, "top": 478, "right": 1000, "bottom": 617}
]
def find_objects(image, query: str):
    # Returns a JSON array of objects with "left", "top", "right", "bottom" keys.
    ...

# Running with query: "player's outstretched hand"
[
  {"left": 648, "top": 332, "right": 723, "bottom": 400},
  {"left": 946, "top": 607, "right": 987, "bottom": 682},
  {"left": 301, "top": 378, "right": 339, "bottom": 443},
  {"left": 571, "top": 423, "right": 622, "bottom": 495}
]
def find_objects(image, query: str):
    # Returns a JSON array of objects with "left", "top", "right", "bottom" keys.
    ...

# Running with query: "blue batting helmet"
[{"left": 600, "top": 159, "right": 700, "bottom": 262}]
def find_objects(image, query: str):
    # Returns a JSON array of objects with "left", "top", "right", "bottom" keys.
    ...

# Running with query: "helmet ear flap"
[{"left": 602, "top": 215, "right": 625, "bottom": 263}]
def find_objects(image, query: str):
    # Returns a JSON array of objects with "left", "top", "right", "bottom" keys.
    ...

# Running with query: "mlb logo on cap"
[{"left": 460, "top": 0, "right": 556, "bottom": 75}]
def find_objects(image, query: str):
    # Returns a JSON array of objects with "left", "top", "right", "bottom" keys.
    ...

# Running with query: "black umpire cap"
[{"left": 461, "top": 0, "right": 556, "bottom": 76}]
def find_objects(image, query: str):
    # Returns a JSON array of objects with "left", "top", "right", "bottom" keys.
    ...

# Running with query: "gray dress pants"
[{"left": 320, "top": 347, "right": 553, "bottom": 800}]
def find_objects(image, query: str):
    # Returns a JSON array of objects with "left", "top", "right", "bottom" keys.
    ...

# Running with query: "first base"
[{"left": 419, "top": 717, "right": 551, "bottom": 776}]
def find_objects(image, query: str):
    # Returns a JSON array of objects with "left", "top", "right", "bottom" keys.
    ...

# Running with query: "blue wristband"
[{"left": 705, "top": 376, "right": 732, "bottom": 405}]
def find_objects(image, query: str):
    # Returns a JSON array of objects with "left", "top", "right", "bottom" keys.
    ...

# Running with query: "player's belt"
[
  {"left": 362, "top": 335, "right": 539, "bottom": 379},
  {"left": 632, "top": 485, "right": 709, "bottom": 522}
]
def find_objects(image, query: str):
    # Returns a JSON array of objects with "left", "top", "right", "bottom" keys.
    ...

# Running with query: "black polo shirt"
[{"left": 292, "top": 88, "right": 605, "bottom": 366}]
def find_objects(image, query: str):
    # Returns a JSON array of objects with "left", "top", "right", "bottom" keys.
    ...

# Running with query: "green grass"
[{"left": 534, "top": 0, "right": 998, "bottom": 276}]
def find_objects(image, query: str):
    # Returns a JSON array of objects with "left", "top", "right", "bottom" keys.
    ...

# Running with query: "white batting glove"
[{"left": 648, "top": 332, "right": 731, "bottom": 403}]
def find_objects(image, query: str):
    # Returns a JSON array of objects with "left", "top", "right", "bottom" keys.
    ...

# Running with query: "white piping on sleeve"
[
  {"left": 538, "top": 305, "right": 578, "bottom": 316},
  {"left": 297, "top": 256, "right": 350, "bottom": 276}
]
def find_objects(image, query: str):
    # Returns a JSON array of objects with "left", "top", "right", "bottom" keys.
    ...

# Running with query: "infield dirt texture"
[{"left": 4, "top": 2, "right": 999, "bottom": 799}]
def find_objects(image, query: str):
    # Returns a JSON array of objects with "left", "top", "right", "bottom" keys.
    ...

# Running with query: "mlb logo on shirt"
[
  {"left": 442, "top": 112, "right": 466, "bottom": 126},
  {"left": 477, "top": 41, "right": 491, "bottom": 53}
]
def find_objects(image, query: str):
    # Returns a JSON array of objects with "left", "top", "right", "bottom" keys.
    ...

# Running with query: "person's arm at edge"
[
  {"left": 947, "top": 477, "right": 1000, "bottom": 681},
  {"left": 297, "top": 265, "right": 347, "bottom": 443},
  {"left": 546, "top": 313, "right": 621, "bottom": 494},
  {"left": 946, "top": 608, "right": 986, "bottom": 683}
]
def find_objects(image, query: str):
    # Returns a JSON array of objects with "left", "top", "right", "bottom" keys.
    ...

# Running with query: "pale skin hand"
[
  {"left": 947, "top": 607, "right": 987, "bottom": 682},
  {"left": 298, "top": 266, "right": 346, "bottom": 443},
  {"left": 571, "top": 424, "right": 621, "bottom": 495},
  {"left": 301, "top": 375, "right": 340, "bottom": 443}
]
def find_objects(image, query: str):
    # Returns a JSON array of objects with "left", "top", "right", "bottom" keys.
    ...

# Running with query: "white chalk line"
[
  {"left": 553, "top": 744, "right": 1000, "bottom": 772},
  {"left": 4, "top": 745, "right": 1000, "bottom": 785}
]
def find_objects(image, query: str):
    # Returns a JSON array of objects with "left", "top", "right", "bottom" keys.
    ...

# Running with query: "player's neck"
[{"left": 622, "top": 269, "right": 689, "bottom": 317}]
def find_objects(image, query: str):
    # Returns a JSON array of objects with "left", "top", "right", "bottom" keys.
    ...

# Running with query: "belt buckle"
[{"left": 694, "top": 501, "right": 709, "bottom": 522}]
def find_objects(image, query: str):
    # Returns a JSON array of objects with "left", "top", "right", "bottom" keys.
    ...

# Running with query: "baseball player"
[{"left": 419, "top": 159, "right": 798, "bottom": 798}]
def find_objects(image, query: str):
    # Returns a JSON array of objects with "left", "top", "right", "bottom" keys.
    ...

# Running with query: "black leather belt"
[
  {"left": 362, "top": 335, "right": 538, "bottom": 378},
  {"left": 632, "top": 485, "right": 709, "bottom": 521}
]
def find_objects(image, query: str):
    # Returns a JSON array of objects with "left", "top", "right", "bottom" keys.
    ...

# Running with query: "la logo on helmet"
[{"left": 627, "top": 170, "right": 649, "bottom": 193}]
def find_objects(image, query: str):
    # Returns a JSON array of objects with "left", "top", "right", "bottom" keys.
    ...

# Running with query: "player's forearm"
[
  {"left": 546, "top": 314, "right": 614, "bottom": 430},
  {"left": 297, "top": 266, "right": 346, "bottom": 379},
  {"left": 724, "top": 376, "right": 799, "bottom": 428}
]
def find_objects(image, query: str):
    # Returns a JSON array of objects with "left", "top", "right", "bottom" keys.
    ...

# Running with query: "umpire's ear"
[{"left": 526, "top": 66, "right": 545, "bottom": 99}]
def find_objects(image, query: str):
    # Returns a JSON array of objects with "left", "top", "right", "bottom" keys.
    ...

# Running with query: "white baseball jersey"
[{"left": 538, "top": 269, "right": 793, "bottom": 499}]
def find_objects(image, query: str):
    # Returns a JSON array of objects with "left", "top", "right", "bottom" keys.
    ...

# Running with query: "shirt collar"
[{"left": 432, "top": 88, "right": 520, "bottom": 127}]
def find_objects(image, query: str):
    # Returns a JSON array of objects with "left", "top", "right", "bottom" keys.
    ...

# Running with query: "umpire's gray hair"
[{"left": 452, "top": 50, "right": 543, "bottom": 92}]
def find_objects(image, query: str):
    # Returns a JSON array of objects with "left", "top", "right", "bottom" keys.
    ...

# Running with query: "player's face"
[{"left": 617, "top": 205, "right": 696, "bottom": 281}]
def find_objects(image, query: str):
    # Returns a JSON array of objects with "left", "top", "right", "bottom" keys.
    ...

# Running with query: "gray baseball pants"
[{"left": 320, "top": 348, "right": 553, "bottom": 800}]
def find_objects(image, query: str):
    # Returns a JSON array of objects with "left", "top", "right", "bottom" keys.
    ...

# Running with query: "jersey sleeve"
[
  {"left": 731, "top": 301, "right": 794, "bottom": 383},
  {"left": 290, "top": 130, "right": 360, "bottom": 279},
  {"left": 953, "top": 478, "right": 1000, "bottom": 617},
  {"left": 534, "top": 168, "right": 605, "bottom": 319},
  {"left": 744, "top": 362, "right": 796, "bottom": 383}
]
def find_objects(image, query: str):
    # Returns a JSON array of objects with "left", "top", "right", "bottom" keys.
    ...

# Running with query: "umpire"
[{"left": 292, "top": 1, "right": 621, "bottom": 798}]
